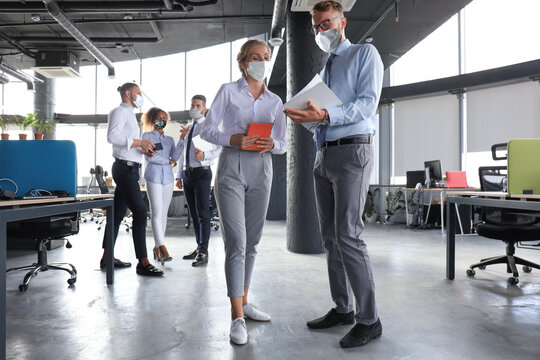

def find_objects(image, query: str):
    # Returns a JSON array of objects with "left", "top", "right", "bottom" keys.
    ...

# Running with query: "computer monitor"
[{"left": 424, "top": 160, "right": 442, "bottom": 187}]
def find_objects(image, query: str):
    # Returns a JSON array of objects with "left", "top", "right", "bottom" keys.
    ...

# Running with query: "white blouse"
[{"left": 200, "top": 77, "right": 287, "bottom": 155}]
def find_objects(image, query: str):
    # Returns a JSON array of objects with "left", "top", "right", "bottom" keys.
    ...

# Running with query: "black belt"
[
  {"left": 115, "top": 158, "right": 141, "bottom": 168},
  {"left": 184, "top": 166, "right": 211, "bottom": 171},
  {"left": 323, "top": 135, "right": 372, "bottom": 148}
]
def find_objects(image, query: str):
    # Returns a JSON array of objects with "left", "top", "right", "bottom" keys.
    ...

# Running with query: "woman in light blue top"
[{"left": 141, "top": 107, "right": 183, "bottom": 264}]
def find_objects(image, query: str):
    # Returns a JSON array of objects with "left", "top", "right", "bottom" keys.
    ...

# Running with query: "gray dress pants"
[
  {"left": 214, "top": 147, "right": 272, "bottom": 298},
  {"left": 314, "top": 142, "right": 378, "bottom": 325}
]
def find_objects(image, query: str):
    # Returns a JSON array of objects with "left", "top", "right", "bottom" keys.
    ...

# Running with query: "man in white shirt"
[
  {"left": 175, "top": 95, "right": 221, "bottom": 267},
  {"left": 102, "top": 82, "right": 164, "bottom": 277}
]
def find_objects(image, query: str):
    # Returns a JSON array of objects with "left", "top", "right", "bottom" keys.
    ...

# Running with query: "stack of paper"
[{"left": 283, "top": 74, "right": 343, "bottom": 130}]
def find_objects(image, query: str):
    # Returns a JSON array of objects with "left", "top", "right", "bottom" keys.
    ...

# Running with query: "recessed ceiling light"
[
  {"left": 31, "top": 14, "right": 41, "bottom": 22},
  {"left": 121, "top": 49, "right": 129, "bottom": 54},
  {"left": 114, "top": 43, "right": 123, "bottom": 49},
  {"left": 123, "top": 14, "right": 134, "bottom": 21},
  {"left": 365, "top": 36, "right": 373, "bottom": 43}
]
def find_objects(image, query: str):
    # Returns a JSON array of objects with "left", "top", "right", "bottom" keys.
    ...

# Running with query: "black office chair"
[
  {"left": 466, "top": 145, "right": 540, "bottom": 285},
  {"left": 7, "top": 213, "right": 78, "bottom": 291}
]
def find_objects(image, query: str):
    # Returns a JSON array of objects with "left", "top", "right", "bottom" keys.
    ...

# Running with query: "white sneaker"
[
  {"left": 230, "top": 317, "right": 248, "bottom": 345},
  {"left": 242, "top": 303, "right": 271, "bottom": 322}
]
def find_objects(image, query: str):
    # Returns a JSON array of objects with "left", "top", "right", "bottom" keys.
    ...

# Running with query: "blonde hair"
[
  {"left": 141, "top": 107, "right": 170, "bottom": 132},
  {"left": 236, "top": 39, "right": 271, "bottom": 77},
  {"left": 311, "top": 0, "right": 344, "bottom": 16}
]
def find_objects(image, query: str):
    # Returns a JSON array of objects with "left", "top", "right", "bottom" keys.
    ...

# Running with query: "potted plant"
[
  {"left": 33, "top": 117, "right": 57, "bottom": 140},
  {"left": 364, "top": 187, "right": 380, "bottom": 223},
  {"left": 384, "top": 188, "right": 404, "bottom": 223},
  {"left": 406, "top": 190, "right": 420, "bottom": 226},
  {"left": 15, "top": 113, "right": 38, "bottom": 140},
  {"left": 0, "top": 116, "right": 10, "bottom": 140}
]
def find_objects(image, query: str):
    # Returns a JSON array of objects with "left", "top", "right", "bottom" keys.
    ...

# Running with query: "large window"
[
  {"left": 55, "top": 65, "right": 97, "bottom": 115},
  {"left": 142, "top": 52, "right": 185, "bottom": 112}
]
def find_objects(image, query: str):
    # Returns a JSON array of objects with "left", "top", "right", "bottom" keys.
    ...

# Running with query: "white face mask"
[
  {"left": 315, "top": 28, "right": 341, "bottom": 54},
  {"left": 247, "top": 61, "right": 270, "bottom": 82},
  {"left": 189, "top": 109, "right": 202, "bottom": 119},
  {"left": 133, "top": 94, "right": 144, "bottom": 108}
]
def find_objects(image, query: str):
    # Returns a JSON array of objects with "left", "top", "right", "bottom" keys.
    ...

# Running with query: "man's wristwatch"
[{"left": 320, "top": 109, "right": 329, "bottom": 125}]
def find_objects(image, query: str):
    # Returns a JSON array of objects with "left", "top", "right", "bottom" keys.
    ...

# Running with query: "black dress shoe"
[
  {"left": 307, "top": 308, "right": 355, "bottom": 329},
  {"left": 192, "top": 253, "right": 208, "bottom": 267},
  {"left": 339, "top": 318, "right": 382, "bottom": 348},
  {"left": 100, "top": 258, "right": 132, "bottom": 269},
  {"left": 136, "top": 263, "right": 164, "bottom": 277},
  {"left": 182, "top": 249, "right": 198, "bottom": 260}
]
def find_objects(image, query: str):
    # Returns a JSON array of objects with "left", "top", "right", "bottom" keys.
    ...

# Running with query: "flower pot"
[
  {"left": 19, "top": 133, "right": 27, "bottom": 140},
  {"left": 34, "top": 132, "right": 43, "bottom": 140},
  {"left": 1, "top": 133, "right": 8, "bottom": 140},
  {"left": 407, "top": 213, "right": 418, "bottom": 226},
  {"left": 384, "top": 215, "right": 394, "bottom": 224},
  {"left": 367, "top": 213, "right": 378, "bottom": 223}
]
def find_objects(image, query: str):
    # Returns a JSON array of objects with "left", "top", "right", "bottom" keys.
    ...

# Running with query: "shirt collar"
[
  {"left": 120, "top": 102, "right": 133, "bottom": 110},
  {"left": 333, "top": 38, "right": 351, "bottom": 56},
  {"left": 237, "top": 77, "right": 269, "bottom": 98},
  {"left": 152, "top": 129, "right": 164, "bottom": 138}
]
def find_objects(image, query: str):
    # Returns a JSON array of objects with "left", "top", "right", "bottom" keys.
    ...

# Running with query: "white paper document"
[{"left": 283, "top": 74, "right": 343, "bottom": 130}]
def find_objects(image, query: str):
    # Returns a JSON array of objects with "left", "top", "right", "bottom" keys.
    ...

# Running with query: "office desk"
[
  {"left": 403, "top": 187, "right": 477, "bottom": 235},
  {"left": 1, "top": 194, "right": 115, "bottom": 359},
  {"left": 445, "top": 191, "right": 540, "bottom": 280}
]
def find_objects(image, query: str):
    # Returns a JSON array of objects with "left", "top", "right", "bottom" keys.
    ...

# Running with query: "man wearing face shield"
[
  {"left": 175, "top": 95, "right": 221, "bottom": 267},
  {"left": 101, "top": 82, "right": 164, "bottom": 277},
  {"left": 284, "top": 0, "right": 384, "bottom": 349}
]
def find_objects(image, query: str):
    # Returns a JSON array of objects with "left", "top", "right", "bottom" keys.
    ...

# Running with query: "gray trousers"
[
  {"left": 214, "top": 147, "right": 272, "bottom": 298},
  {"left": 314, "top": 142, "right": 378, "bottom": 325}
]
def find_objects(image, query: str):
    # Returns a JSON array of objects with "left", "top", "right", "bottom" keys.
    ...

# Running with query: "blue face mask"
[{"left": 155, "top": 120, "right": 166, "bottom": 129}]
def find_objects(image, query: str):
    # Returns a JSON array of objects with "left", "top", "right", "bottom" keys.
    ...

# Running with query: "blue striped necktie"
[{"left": 316, "top": 54, "right": 336, "bottom": 150}]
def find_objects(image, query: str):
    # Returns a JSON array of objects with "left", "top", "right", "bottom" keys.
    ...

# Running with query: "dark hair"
[
  {"left": 311, "top": 0, "right": 344, "bottom": 15},
  {"left": 191, "top": 94, "right": 206, "bottom": 106},
  {"left": 117, "top": 82, "right": 138, "bottom": 98},
  {"left": 141, "top": 107, "right": 170, "bottom": 132}
]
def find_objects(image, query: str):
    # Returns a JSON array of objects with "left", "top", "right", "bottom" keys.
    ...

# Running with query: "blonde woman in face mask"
[
  {"left": 141, "top": 107, "right": 184, "bottom": 264},
  {"left": 200, "top": 39, "right": 287, "bottom": 345}
]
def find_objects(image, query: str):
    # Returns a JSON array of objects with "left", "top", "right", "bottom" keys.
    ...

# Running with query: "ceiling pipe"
[
  {"left": 0, "top": 72, "right": 9, "bottom": 84},
  {"left": 42, "top": 0, "right": 115, "bottom": 77},
  {"left": 0, "top": 61, "right": 43, "bottom": 91},
  {"left": 162, "top": 0, "right": 173, "bottom": 10},
  {"left": 269, "top": 0, "right": 287, "bottom": 47},
  {"left": 0, "top": 31, "right": 37, "bottom": 59},
  {"left": 0, "top": 1, "right": 217, "bottom": 14},
  {"left": 0, "top": 15, "right": 272, "bottom": 29},
  {"left": 14, "top": 37, "right": 161, "bottom": 44}
]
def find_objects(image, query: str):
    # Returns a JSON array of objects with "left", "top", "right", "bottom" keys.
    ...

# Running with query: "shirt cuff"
[
  {"left": 219, "top": 133, "right": 232, "bottom": 147},
  {"left": 326, "top": 106, "right": 344, "bottom": 126}
]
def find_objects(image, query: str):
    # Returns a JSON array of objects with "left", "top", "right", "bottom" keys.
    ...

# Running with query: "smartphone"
[{"left": 153, "top": 143, "right": 163, "bottom": 151}]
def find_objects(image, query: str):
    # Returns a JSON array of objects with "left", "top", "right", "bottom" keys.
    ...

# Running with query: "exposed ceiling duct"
[
  {"left": 0, "top": 31, "right": 37, "bottom": 59},
  {"left": 42, "top": 0, "right": 115, "bottom": 77},
  {"left": 269, "top": 0, "right": 287, "bottom": 47},
  {"left": 0, "top": 61, "right": 43, "bottom": 91}
]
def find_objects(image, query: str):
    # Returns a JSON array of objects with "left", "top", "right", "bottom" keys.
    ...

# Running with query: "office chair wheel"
[
  {"left": 507, "top": 277, "right": 519, "bottom": 285},
  {"left": 214, "top": 226, "right": 219, "bottom": 231},
  {"left": 466, "top": 269, "right": 475, "bottom": 277},
  {"left": 523, "top": 266, "right": 532, "bottom": 273},
  {"left": 67, "top": 278, "right": 76, "bottom": 285},
  {"left": 19, "top": 284, "right": 28, "bottom": 292}
]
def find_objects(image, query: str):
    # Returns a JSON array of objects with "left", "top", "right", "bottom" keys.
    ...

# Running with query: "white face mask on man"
[
  {"left": 247, "top": 61, "right": 270, "bottom": 82},
  {"left": 315, "top": 28, "right": 341, "bottom": 54},
  {"left": 133, "top": 94, "right": 144, "bottom": 108},
  {"left": 189, "top": 109, "right": 202, "bottom": 119}
]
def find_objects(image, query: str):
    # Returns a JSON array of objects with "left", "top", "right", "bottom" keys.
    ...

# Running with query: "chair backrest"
[
  {"left": 446, "top": 171, "right": 468, "bottom": 188},
  {"left": 478, "top": 166, "right": 537, "bottom": 225},
  {"left": 507, "top": 139, "right": 540, "bottom": 195},
  {"left": 94, "top": 166, "right": 109, "bottom": 194}
]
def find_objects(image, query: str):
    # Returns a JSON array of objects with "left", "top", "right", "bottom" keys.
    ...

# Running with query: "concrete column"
[
  {"left": 285, "top": 5, "right": 326, "bottom": 254},
  {"left": 33, "top": 73, "right": 56, "bottom": 139}
]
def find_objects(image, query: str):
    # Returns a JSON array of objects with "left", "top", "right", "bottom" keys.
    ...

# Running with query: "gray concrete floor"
[{"left": 5, "top": 218, "right": 540, "bottom": 360}]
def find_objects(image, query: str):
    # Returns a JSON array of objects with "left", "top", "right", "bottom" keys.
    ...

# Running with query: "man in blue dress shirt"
[{"left": 285, "top": 0, "right": 384, "bottom": 348}]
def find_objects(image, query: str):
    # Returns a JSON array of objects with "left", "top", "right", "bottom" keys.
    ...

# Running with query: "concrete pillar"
[
  {"left": 285, "top": 5, "right": 326, "bottom": 254},
  {"left": 33, "top": 73, "right": 56, "bottom": 139}
]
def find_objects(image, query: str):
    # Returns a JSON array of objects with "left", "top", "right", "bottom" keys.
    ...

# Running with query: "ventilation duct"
[{"left": 291, "top": 0, "right": 356, "bottom": 12}]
